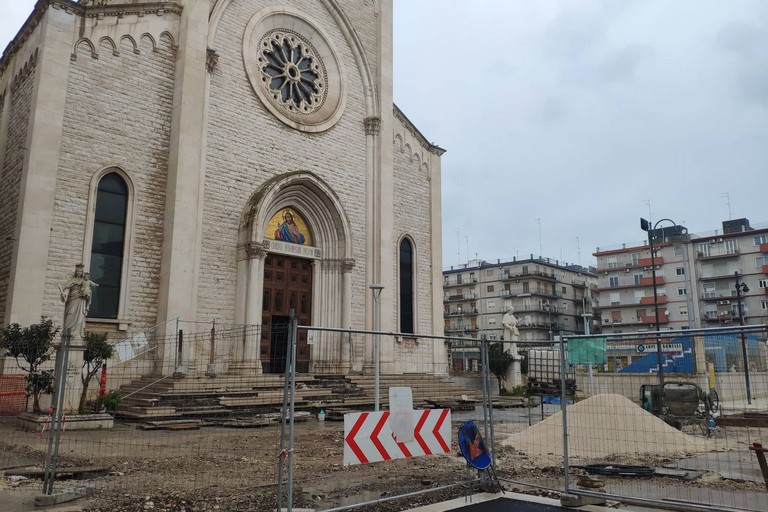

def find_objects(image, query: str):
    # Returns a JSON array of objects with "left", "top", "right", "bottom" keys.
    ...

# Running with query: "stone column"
[
  {"left": 340, "top": 259, "right": 354, "bottom": 373},
  {"left": 429, "top": 149, "right": 447, "bottom": 376},
  {"left": 232, "top": 243, "right": 265, "bottom": 374},
  {"left": 156, "top": 1, "right": 210, "bottom": 371},
  {"left": 311, "top": 259, "right": 344, "bottom": 374},
  {"left": 376, "top": 3, "right": 395, "bottom": 335},
  {"left": 363, "top": 118, "right": 379, "bottom": 376}
]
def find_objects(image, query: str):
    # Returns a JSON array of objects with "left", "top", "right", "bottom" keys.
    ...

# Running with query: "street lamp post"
[
  {"left": 369, "top": 284, "right": 384, "bottom": 411},
  {"left": 544, "top": 303, "right": 556, "bottom": 342},
  {"left": 641, "top": 217, "right": 684, "bottom": 386},
  {"left": 734, "top": 271, "right": 751, "bottom": 404}
]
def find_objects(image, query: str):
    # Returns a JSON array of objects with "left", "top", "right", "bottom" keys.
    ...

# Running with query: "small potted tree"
[
  {"left": 0, "top": 318, "right": 58, "bottom": 413},
  {"left": 79, "top": 331, "right": 114, "bottom": 414}
]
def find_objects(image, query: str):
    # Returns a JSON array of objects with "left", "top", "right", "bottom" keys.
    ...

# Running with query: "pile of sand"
[{"left": 501, "top": 393, "right": 716, "bottom": 458}]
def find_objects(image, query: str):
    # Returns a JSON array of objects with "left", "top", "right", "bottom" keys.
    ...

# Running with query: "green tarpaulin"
[{"left": 567, "top": 337, "right": 607, "bottom": 364}]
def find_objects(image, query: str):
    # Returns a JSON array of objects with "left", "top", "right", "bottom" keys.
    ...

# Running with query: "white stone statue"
[
  {"left": 502, "top": 306, "right": 521, "bottom": 359},
  {"left": 58, "top": 264, "right": 90, "bottom": 340}
]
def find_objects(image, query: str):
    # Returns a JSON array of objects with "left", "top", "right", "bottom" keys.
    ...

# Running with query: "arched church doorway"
[
  {"left": 235, "top": 171, "right": 355, "bottom": 376},
  {"left": 261, "top": 254, "right": 313, "bottom": 373}
]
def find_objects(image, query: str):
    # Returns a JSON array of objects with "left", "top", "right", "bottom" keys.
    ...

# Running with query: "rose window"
[{"left": 258, "top": 31, "right": 326, "bottom": 114}]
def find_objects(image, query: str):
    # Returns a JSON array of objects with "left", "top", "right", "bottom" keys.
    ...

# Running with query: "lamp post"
[
  {"left": 369, "top": 284, "right": 384, "bottom": 411},
  {"left": 734, "top": 271, "right": 751, "bottom": 404},
  {"left": 641, "top": 217, "right": 683, "bottom": 386},
  {"left": 544, "top": 303, "right": 553, "bottom": 341}
]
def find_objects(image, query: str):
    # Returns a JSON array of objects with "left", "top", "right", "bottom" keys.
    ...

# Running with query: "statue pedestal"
[
  {"left": 505, "top": 359, "right": 523, "bottom": 388},
  {"left": 53, "top": 340, "right": 85, "bottom": 414}
]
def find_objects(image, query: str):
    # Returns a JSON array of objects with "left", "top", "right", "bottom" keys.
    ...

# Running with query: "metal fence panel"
[
  {"left": 493, "top": 326, "right": 768, "bottom": 512},
  {"left": 1, "top": 321, "right": 495, "bottom": 510}
]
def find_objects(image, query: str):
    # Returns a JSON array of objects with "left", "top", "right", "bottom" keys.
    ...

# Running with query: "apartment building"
[
  {"left": 443, "top": 257, "right": 598, "bottom": 371},
  {"left": 594, "top": 218, "right": 768, "bottom": 334}
]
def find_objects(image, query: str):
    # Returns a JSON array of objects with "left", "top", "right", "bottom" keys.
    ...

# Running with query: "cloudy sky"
[{"left": 2, "top": 1, "right": 766, "bottom": 270}]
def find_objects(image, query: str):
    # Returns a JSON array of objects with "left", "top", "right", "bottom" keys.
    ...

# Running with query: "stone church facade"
[{"left": 0, "top": 0, "right": 447, "bottom": 377}]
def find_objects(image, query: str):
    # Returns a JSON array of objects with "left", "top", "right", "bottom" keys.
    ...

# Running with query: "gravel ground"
[{"left": 1, "top": 415, "right": 766, "bottom": 512}]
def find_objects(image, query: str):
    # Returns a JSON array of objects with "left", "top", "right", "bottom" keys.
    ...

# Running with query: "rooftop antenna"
[
  {"left": 720, "top": 192, "right": 732, "bottom": 220},
  {"left": 465, "top": 235, "right": 469, "bottom": 262},
  {"left": 536, "top": 218, "right": 542, "bottom": 257},
  {"left": 642, "top": 199, "right": 652, "bottom": 225},
  {"left": 576, "top": 236, "right": 582, "bottom": 266},
  {"left": 456, "top": 228, "right": 460, "bottom": 265}
]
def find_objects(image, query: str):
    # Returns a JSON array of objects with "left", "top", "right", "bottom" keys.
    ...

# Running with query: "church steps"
[{"left": 115, "top": 372, "right": 481, "bottom": 422}]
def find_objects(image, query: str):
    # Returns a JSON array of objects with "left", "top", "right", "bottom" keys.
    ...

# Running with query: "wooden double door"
[{"left": 261, "top": 254, "right": 313, "bottom": 373}]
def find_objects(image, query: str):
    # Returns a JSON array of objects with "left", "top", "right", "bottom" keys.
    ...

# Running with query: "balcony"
[
  {"left": 444, "top": 293, "right": 477, "bottom": 302},
  {"left": 702, "top": 312, "right": 733, "bottom": 323},
  {"left": 443, "top": 277, "right": 477, "bottom": 288},
  {"left": 637, "top": 257, "right": 661, "bottom": 267},
  {"left": 444, "top": 310, "right": 477, "bottom": 318},
  {"left": 699, "top": 272, "right": 739, "bottom": 280},
  {"left": 506, "top": 270, "right": 557, "bottom": 281},
  {"left": 499, "top": 290, "right": 513, "bottom": 298},
  {"left": 445, "top": 325, "right": 479, "bottom": 335},
  {"left": 641, "top": 315, "right": 669, "bottom": 325},
  {"left": 760, "top": 243, "right": 768, "bottom": 253},
  {"left": 697, "top": 248, "right": 740, "bottom": 260},
  {"left": 763, "top": 264, "right": 768, "bottom": 275},
  {"left": 701, "top": 292, "right": 735, "bottom": 301},
  {"left": 639, "top": 296, "right": 666, "bottom": 305},
  {"left": 639, "top": 276, "right": 664, "bottom": 286}
]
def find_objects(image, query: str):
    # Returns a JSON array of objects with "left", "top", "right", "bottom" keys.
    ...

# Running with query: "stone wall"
[
  {"left": 199, "top": 0, "right": 370, "bottom": 328},
  {"left": 392, "top": 120, "right": 435, "bottom": 335},
  {"left": 44, "top": 34, "right": 177, "bottom": 330},
  {"left": 0, "top": 58, "right": 36, "bottom": 323}
]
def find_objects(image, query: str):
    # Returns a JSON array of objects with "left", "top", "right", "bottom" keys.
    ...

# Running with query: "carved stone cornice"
[
  {"left": 393, "top": 104, "right": 446, "bottom": 156},
  {"left": 341, "top": 259, "right": 355, "bottom": 273},
  {"left": 237, "top": 241, "right": 268, "bottom": 261},
  {"left": 10, "top": 49, "right": 37, "bottom": 92},
  {"left": 1, "top": 1, "right": 182, "bottom": 74},
  {"left": 206, "top": 48, "right": 218, "bottom": 73},
  {"left": 319, "top": 259, "right": 355, "bottom": 273},
  {"left": 364, "top": 116, "right": 380, "bottom": 136}
]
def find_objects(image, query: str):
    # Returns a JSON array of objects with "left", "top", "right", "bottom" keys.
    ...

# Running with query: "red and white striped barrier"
[{"left": 343, "top": 409, "right": 451, "bottom": 465}]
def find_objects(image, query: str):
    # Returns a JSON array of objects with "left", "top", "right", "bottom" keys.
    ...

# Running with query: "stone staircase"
[{"left": 115, "top": 373, "right": 481, "bottom": 422}]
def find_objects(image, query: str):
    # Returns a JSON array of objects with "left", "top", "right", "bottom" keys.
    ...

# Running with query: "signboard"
[
  {"left": 636, "top": 343, "right": 683, "bottom": 353},
  {"left": 567, "top": 337, "right": 607, "bottom": 364},
  {"left": 389, "top": 387, "right": 414, "bottom": 443},
  {"left": 262, "top": 239, "right": 321, "bottom": 259},
  {"left": 343, "top": 409, "right": 450, "bottom": 465},
  {"left": 457, "top": 421, "right": 491, "bottom": 470}
]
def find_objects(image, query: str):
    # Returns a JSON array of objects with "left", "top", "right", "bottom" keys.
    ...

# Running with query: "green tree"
[
  {"left": 80, "top": 331, "right": 113, "bottom": 413},
  {"left": 0, "top": 318, "right": 59, "bottom": 412},
  {"left": 488, "top": 342, "right": 514, "bottom": 394}
]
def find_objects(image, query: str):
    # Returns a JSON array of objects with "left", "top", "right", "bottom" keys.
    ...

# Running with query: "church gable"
[{"left": 198, "top": 0, "right": 371, "bottom": 323}]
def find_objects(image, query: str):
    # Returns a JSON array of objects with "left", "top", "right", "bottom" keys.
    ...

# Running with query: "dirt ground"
[{"left": 1, "top": 415, "right": 766, "bottom": 512}]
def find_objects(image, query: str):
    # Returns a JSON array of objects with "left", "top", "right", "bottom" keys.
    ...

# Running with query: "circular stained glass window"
[
  {"left": 244, "top": 7, "right": 346, "bottom": 133},
  {"left": 258, "top": 30, "right": 326, "bottom": 114}
]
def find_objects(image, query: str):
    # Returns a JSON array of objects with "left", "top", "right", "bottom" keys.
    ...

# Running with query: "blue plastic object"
[{"left": 458, "top": 421, "right": 491, "bottom": 470}]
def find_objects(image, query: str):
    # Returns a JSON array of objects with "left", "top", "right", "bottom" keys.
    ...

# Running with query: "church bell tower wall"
[{"left": 42, "top": 8, "right": 180, "bottom": 331}]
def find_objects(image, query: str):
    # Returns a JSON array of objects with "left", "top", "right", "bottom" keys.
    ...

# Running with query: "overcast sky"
[{"left": 2, "top": 1, "right": 767, "bottom": 270}]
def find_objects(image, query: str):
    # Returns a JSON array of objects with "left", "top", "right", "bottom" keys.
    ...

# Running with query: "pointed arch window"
[
  {"left": 88, "top": 173, "right": 128, "bottom": 319},
  {"left": 399, "top": 238, "right": 414, "bottom": 334}
]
